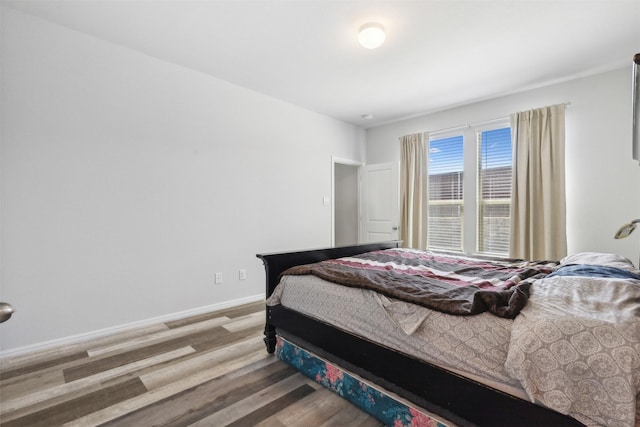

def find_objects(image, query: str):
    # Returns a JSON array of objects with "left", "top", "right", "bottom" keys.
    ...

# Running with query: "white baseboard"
[{"left": 0, "top": 293, "right": 265, "bottom": 359}]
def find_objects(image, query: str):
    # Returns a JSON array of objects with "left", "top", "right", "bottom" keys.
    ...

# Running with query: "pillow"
[
  {"left": 560, "top": 252, "right": 637, "bottom": 272},
  {"left": 548, "top": 264, "right": 640, "bottom": 280}
]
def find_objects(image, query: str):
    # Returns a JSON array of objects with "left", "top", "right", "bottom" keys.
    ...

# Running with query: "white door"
[{"left": 360, "top": 162, "right": 399, "bottom": 243}]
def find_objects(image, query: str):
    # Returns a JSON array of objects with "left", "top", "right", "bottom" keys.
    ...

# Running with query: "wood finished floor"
[{"left": 0, "top": 301, "right": 383, "bottom": 427}]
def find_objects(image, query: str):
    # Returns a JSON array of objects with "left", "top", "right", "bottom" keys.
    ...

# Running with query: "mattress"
[{"left": 268, "top": 274, "right": 527, "bottom": 398}]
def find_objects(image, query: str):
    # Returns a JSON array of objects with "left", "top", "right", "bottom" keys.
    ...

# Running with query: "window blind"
[
  {"left": 427, "top": 135, "right": 464, "bottom": 252},
  {"left": 477, "top": 127, "right": 512, "bottom": 255}
]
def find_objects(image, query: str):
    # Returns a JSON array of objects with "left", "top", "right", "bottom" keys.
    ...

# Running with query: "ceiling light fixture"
[{"left": 358, "top": 22, "right": 385, "bottom": 49}]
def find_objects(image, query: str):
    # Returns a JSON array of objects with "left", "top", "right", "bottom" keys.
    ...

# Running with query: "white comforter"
[{"left": 505, "top": 276, "right": 640, "bottom": 427}]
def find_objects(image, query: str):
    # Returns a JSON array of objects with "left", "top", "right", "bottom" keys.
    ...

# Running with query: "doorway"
[{"left": 332, "top": 158, "right": 361, "bottom": 246}]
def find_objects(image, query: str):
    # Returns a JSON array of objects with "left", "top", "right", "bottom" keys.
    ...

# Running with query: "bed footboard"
[
  {"left": 257, "top": 241, "right": 402, "bottom": 299},
  {"left": 257, "top": 240, "right": 402, "bottom": 353}
]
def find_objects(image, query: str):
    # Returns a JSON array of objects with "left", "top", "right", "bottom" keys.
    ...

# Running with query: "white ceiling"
[{"left": 4, "top": 0, "right": 640, "bottom": 127}]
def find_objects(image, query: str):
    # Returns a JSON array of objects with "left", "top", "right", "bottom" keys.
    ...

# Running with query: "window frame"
[
  {"left": 422, "top": 120, "right": 512, "bottom": 256},
  {"left": 425, "top": 130, "right": 465, "bottom": 253},
  {"left": 474, "top": 120, "right": 512, "bottom": 256}
]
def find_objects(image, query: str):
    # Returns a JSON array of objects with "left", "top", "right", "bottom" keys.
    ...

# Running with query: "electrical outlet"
[
  {"left": 215, "top": 272, "right": 223, "bottom": 284},
  {"left": 239, "top": 269, "right": 247, "bottom": 280}
]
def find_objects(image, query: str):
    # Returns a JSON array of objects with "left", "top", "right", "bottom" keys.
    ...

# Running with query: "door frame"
[{"left": 331, "top": 156, "right": 362, "bottom": 246}]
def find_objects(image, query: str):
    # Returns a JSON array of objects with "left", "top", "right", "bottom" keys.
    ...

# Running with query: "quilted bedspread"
[
  {"left": 283, "top": 248, "right": 557, "bottom": 318},
  {"left": 505, "top": 275, "right": 640, "bottom": 427}
]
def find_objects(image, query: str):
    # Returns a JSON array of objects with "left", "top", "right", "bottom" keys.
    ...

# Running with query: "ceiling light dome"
[{"left": 358, "top": 22, "right": 385, "bottom": 49}]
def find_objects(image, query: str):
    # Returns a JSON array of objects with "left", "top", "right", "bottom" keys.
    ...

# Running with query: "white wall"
[
  {"left": 0, "top": 8, "right": 363, "bottom": 352},
  {"left": 366, "top": 68, "right": 640, "bottom": 264}
]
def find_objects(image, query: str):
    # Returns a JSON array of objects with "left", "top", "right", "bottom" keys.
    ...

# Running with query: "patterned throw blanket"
[
  {"left": 505, "top": 274, "right": 640, "bottom": 427},
  {"left": 282, "top": 248, "right": 557, "bottom": 318}
]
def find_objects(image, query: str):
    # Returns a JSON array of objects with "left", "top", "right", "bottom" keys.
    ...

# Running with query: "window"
[
  {"left": 425, "top": 124, "right": 512, "bottom": 256},
  {"left": 427, "top": 134, "right": 464, "bottom": 251},
  {"left": 477, "top": 127, "right": 512, "bottom": 255}
]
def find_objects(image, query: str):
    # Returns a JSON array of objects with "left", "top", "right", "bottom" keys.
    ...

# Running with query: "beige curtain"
[
  {"left": 399, "top": 133, "right": 427, "bottom": 249},
  {"left": 509, "top": 104, "right": 567, "bottom": 260}
]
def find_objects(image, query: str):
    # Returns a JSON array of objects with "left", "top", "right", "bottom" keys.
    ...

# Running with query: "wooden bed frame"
[{"left": 257, "top": 241, "right": 584, "bottom": 427}]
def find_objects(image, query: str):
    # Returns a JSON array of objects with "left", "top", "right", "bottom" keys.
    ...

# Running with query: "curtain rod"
[
  {"left": 426, "top": 124, "right": 468, "bottom": 136},
  {"left": 427, "top": 102, "right": 571, "bottom": 136},
  {"left": 486, "top": 102, "right": 572, "bottom": 125}
]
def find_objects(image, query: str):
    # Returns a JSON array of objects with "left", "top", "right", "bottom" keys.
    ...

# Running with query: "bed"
[{"left": 257, "top": 241, "right": 640, "bottom": 427}]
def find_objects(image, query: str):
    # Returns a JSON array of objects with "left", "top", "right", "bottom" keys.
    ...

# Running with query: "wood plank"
[
  {"left": 63, "top": 351, "right": 274, "bottom": 427},
  {"left": 188, "top": 373, "right": 314, "bottom": 427},
  {"left": 1, "top": 377, "right": 147, "bottom": 427},
  {"left": 98, "top": 357, "right": 296, "bottom": 427},
  {"left": 226, "top": 383, "right": 316, "bottom": 427},
  {"left": 262, "top": 386, "right": 331, "bottom": 425},
  {"left": 319, "top": 404, "right": 384, "bottom": 427},
  {"left": 139, "top": 335, "right": 263, "bottom": 390},
  {"left": 191, "top": 324, "right": 262, "bottom": 352},
  {"left": 253, "top": 416, "right": 288, "bottom": 427},
  {"left": 87, "top": 316, "right": 231, "bottom": 357},
  {"left": 0, "top": 368, "right": 65, "bottom": 403},
  {"left": 63, "top": 327, "right": 231, "bottom": 382},
  {"left": 0, "top": 352, "right": 89, "bottom": 381},
  {"left": 216, "top": 300, "right": 264, "bottom": 319},
  {"left": 92, "top": 326, "right": 261, "bottom": 392},
  {"left": 164, "top": 301, "right": 264, "bottom": 329},
  {"left": 221, "top": 311, "right": 264, "bottom": 332},
  {"left": 1, "top": 347, "right": 194, "bottom": 417},
  {"left": 274, "top": 387, "right": 354, "bottom": 426},
  {"left": 1, "top": 377, "right": 119, "bottom": 424},
  {"left": 0, "top": 324, "right": 168, "bottom": 372}
]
